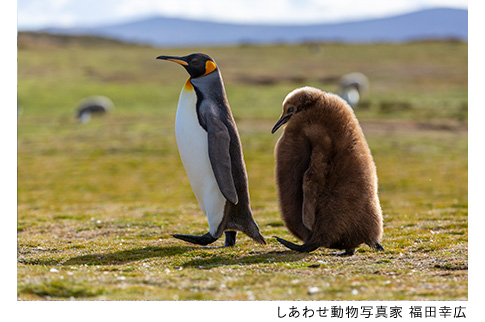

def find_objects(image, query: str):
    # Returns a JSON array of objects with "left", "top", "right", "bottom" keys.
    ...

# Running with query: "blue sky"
[{"left": 18, "top": 0, "right": 468, "bottom": 29}]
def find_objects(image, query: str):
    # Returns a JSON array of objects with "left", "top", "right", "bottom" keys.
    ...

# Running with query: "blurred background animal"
[
  {"left": 338, "top": 72, "right": 369, "bottom": 108},
  {"left": 76, "top": 96, "right": 114, "bottom": 123}
]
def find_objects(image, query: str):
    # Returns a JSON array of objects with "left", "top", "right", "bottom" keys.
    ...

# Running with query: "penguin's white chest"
[{"left": 174, "top": 86, "right": 226, "bottom": 235}]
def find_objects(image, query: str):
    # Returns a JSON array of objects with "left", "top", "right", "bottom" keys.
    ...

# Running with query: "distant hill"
[
  {"left": 41, "top": 8, "right": 467, "bottom": 47},
  {"left": 17, "top": 32, "right": 142, "bottom": 49}
]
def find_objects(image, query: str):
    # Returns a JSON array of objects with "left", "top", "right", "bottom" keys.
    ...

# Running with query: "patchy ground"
[{"left": 17, "top": 119, "right": 467, "bottom": 300}]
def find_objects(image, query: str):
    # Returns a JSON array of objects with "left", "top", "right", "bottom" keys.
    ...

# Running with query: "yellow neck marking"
[{"left": 184, "top": 78, "right": 194, "bottom": 90}]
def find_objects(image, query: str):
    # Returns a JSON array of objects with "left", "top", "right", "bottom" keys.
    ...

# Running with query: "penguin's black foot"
[
  {"left": 171, "top": 232, "right": 218, "bottom": 246},
  {"left": 330, "top": 249, "right": 355, "bottom": 256},
  {"left": 224, "top": 231, "right": 237, "bottom": 247},
  {"left": 343, "top": 248, "right": 355, "bottom": 256},
  {"left": 373, "top": 243, "right": 385, "bottom": 251},
  {"left": 274, "top": 236, "right": 319, "bottom": 253},
  {"left": 345, "top": 248, "right": 355, "bottom": 256}
]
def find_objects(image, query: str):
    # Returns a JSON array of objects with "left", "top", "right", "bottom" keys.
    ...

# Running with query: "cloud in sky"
[{"left": 18, "top": 0, "right": 468, "bottom": 29}]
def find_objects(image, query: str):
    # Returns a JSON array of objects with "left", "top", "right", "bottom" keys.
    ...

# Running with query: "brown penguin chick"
[{"left": 272, "top": 86, "right": 384, "bottom": 255}]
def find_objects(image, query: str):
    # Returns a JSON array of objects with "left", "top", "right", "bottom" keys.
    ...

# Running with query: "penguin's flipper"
[
  {"left": 302, "top": 152, "right": 329, "bottom": 231},
  {"left": 274, "top": 236, "right": 319, "bottom": 253},
  {"left": 171, "top": 232, "right": 218, "bottom": 246},
  {"left": 302, "top": 167, "right": 318, "bottom": 231},
  {"left": 205, "top": 115, "right": 238, "bottom": 204}
]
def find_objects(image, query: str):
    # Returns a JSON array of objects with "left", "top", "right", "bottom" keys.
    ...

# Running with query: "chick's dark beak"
[
  {"left": 156, "top": 55, "right": 189, "bottom": 66},
  {"left": 271, "top": 114, "right": 292, "bottom": 134}
]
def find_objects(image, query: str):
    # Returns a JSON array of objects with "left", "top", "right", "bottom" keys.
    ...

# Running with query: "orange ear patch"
[{"left": 202, "top": 60, "right": 217, "bottom": 76}]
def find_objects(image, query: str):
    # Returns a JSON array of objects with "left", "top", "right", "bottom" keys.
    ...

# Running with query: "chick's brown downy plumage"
[{"left": 272, "top": 86, "right": 384, "bottom": 255}]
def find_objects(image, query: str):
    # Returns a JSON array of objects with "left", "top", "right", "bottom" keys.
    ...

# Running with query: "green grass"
[{"left": 17, "top": 33, "right": 467, "bottom": 300}]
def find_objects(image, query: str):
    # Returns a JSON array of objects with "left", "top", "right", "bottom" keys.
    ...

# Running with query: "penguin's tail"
[
  {"left": 225, "top": 205, "right": 267, "bottom": 245},
  {"left": 226, "top": 217, "right": 266, "bottom": 245},
  {"left": 243, "top": 220, "right": 267, "bottom": 245},
  {"left": 274, "top": 236, "right": 319, "bottom": 252}
]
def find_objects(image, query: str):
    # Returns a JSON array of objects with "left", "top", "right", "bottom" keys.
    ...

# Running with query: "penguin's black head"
[{"left": 156, "top": 53, "right": 217, "bottom": 78}]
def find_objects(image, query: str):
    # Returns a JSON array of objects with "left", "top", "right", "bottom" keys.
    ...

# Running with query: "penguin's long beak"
[
  {"left": 156, "top": 55, "right": 188, "bottom": 66},
  {"left": 271, "top": 114, "right": 292, "bottom": 134}
]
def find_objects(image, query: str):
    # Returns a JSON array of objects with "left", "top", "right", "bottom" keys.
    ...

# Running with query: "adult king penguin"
[{"left": 156, "top": 53, "right": 266, "bottom": 247}]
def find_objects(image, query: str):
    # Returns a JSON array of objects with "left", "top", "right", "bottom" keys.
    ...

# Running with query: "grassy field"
[{"left": 17, "top": 33, "right": 467, "bottom": 300}]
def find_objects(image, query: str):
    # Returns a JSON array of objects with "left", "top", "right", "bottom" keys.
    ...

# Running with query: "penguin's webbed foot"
[
  {"left": 224, "top": 231, "right": 237, "bottom": 247},
  {"left": 373, "top": 243, "right": 385, "bottom": 251},
  {"left": 330, "top": 249, "right": 355, "bottom": 256},
  {"left": 336, "top": 249, "right": 355, "bottom": 256},
  {"left": 171, "top": 232, "right": 218, "bottom": 246},
  {"left": 344, "top": 248, "right": 355, "bottom": 256},
  {"left": 274, "top": 236, "right": 319, "bottom": 253}
]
